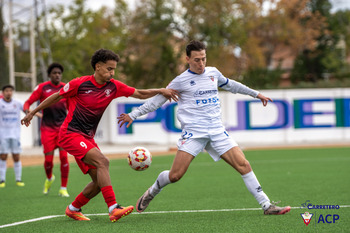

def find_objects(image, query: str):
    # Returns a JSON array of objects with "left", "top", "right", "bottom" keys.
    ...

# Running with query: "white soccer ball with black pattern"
[{"left": 128, "top": 146, "right": 152, "bottom": 171}]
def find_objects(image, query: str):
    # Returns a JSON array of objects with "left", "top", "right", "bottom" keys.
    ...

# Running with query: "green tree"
[
  {"left": 291, "top": 0, "right": 345, "bottom": 84},
  {"left": 178, "top": 0, "right": 326, "bottom": 87},
  {"left": 44, "top": 0, "right": 129, "bottom": 82},
  {"left": 179, "top": 0, "right": 246, "bottom": 78},
  {"left": 121, "top": 0, "right": 180, "bottom": 88}
]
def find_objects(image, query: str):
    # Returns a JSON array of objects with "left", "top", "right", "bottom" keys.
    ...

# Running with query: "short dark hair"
[
  {"left": 47, "top": 62, "right": 64, "bottom": 75},
  {"left": 2, "top": 84, "right": 14, "bottom": 92},
  {"left": 91, "top": 49, "right": 120, "bottom": 70},
  {"left": 186, "top": 40, "right": 206, "bottom": 57}
]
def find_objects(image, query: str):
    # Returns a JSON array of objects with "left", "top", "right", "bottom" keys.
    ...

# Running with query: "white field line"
[{"left": 1, "top": 205, "right": 349, "bottom": 229}]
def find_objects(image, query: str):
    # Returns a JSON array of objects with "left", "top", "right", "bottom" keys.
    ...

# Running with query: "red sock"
[
  {"left": 72, "top": 192, "right": 90, "bottom": 209},
  {"left": 101, "top": 186, "right": 117, "bottom": 208},
  {"left": 44, "top": 155, "right": 54, "bottom": 179},
  {"left": 59, "top": 150, "right": 69, "bottom": 188}
]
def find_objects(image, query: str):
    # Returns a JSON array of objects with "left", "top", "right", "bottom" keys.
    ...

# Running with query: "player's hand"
[
  {"left": 117, "top": 113, "right": 134, "bottom": 128},
  {"left": 21, "top": 112, "right": 34, "bottom": 127},
  {"left": 257, "top": 93, "right": 273, "bottom": 106},
  {"left": 160, "top": 88, "right": 179, "bottom": 102}
]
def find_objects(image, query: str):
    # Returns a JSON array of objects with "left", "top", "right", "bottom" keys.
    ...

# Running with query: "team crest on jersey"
[
  {"left": 209, "top": 76, "right": 214, "bottom": 81},
  {"left": 63, "top": 83, "right": 70, "bottom": 92},
  {"left": 105, "top": 89, "right": 111, "bottom": 97},
  {"left": 190, "top": 80, "right": 196, "bottom": 86}
]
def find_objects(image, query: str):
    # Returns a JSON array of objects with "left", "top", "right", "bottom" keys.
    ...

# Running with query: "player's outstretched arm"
[
  {"left": 256, "top": 93, "right": 273, "bottom": 106},
  {"left": 117, "top": 92, "right": 172, "bottom": 128},
  {"left": 21, "top": 91, "right": 63, "bottom": 127},
  {"left": 132, "top": 88, "right": 178, "bottom": 102}
]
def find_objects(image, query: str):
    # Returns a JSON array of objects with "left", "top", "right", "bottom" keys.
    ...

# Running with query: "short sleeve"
[
  {"left": 113, "top": 80, "right": 135, "bottom": 98},
  {"left": 59, "top": 78, "right": 80, "bottom": 98},
  {"left": 23, "top": 83, "right": 43, "bottom": 111}
]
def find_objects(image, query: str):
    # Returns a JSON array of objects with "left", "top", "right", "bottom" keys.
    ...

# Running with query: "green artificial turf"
[{"left": 0, "top": 147, "right": 349, "bottom": 232}]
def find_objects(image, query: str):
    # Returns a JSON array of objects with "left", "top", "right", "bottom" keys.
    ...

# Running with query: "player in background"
[
  {"left": 21, "top": 49, "right": 178, "bottom": 222},
  {"left": 0, "top": 85, "right": 25, "bottom": 188},
  {"left": 118, "top": 40, "right": 291, "bottom": 215},
  {"left": 24, "top": 63, "right": 70, "bottom": 197}
]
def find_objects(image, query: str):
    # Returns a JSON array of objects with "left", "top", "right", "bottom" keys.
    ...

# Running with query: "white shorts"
[
  {"left": 177, "top": 126, "right": 237, "bottom": 161},
  {"left": 0, "top": 138, "right": 22, "bottom": 154}
]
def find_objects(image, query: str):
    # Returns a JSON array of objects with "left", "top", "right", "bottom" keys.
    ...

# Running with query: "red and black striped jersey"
[
  {"left": 24, "top": 81, "right": 67, "bottom": 131},
  {"left": 59, "top": 75, "right": 135, "bottom": 139}
]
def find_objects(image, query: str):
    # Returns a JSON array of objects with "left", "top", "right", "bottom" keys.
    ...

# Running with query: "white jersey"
[
  {"left": 0, "top": 98, "right": 23, "bottom": 139},
  {"left": 129, "top": 66, "right": 259, "bottom": 129}
]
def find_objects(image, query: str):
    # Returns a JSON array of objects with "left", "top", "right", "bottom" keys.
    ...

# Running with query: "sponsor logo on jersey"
[
  {"left": 45, "top": 89, "right": 52, "bottom": 93},
  {"left": 193, "top": 89, "right": 218, "bottom": 97},
  {"left": 85, "top": 90, "right": 92, "bottom": 94},
  {"left": 195, "top": 97, "right": 219, "bottom": 105}
]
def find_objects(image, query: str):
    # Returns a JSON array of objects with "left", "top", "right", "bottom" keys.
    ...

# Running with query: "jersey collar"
[
  {"left": 91, "top": 75, "right": 108, "bottom": 88},
  {"left": 187, "top": 68, "right": 205, "bottom": 75}
]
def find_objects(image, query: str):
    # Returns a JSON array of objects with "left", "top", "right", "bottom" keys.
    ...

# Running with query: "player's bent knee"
[{"left": 238, "top": 160, "right": 252, "bottom": 175}]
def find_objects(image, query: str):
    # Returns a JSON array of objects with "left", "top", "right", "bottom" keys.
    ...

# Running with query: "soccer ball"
[{"left": 128, "top": 146, "right": 152, "bottom": 171}]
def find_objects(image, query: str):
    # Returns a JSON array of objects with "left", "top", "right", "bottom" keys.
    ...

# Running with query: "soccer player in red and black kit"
[
  {"left": 24, "top": 63, "right": 70, "bottom": 197},
  {"left": 21, "top": 49, "right": 178, "bottom": 222}
]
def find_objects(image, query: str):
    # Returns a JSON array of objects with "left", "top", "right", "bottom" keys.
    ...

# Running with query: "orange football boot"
[
  {"left": 109, "top": 205, "right": 134, "bottom": 222},
  {"left": 65, "top": 206, "right": 90, "bottom": 221}
]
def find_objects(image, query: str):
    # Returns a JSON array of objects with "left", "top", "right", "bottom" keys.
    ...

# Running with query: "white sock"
[
  {"left": 69, "top": 204, "right": 80, "bottom": 212},
  {"left": 108, "top": 203, "right": 119, "bottom": 213},
  {"left": 60, "top": 187, "right": 67, "bottom": 190},
  {"left": 241, "top": 171, "right": 270, "bottom": 210},
  {"left": 0, "top": 160, "right": 7, "bottom": 181},
  {"left": 14, "top": 161, "right": 22, "bottom": 181},
  {"left": 150, "top": 170, "right": 171, "bottom": 196}
]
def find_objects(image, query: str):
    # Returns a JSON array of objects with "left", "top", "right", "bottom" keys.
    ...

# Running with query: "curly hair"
[
  {"left": 47, "top": 63, "right": 64, "bottom": 75},
  {"left": 91, "top": 49, "right": 120, "bottom": 70}
]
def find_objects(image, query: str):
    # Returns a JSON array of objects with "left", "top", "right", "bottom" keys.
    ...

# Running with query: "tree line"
[{"left": 1, "top": 0, "right": 350, "bottom": 91}]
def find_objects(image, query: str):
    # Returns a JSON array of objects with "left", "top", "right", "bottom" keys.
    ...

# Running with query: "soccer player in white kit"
[
  {"left": 118, "top": 40, "right": 291, "bottom": 215},
  {"left": 0, "top": 85, "right": 25, "bottom": 187}
]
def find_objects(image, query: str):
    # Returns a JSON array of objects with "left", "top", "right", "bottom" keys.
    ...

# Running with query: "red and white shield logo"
[{"left": 301, "top": 212, "right": 313, "bottom": 226}]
